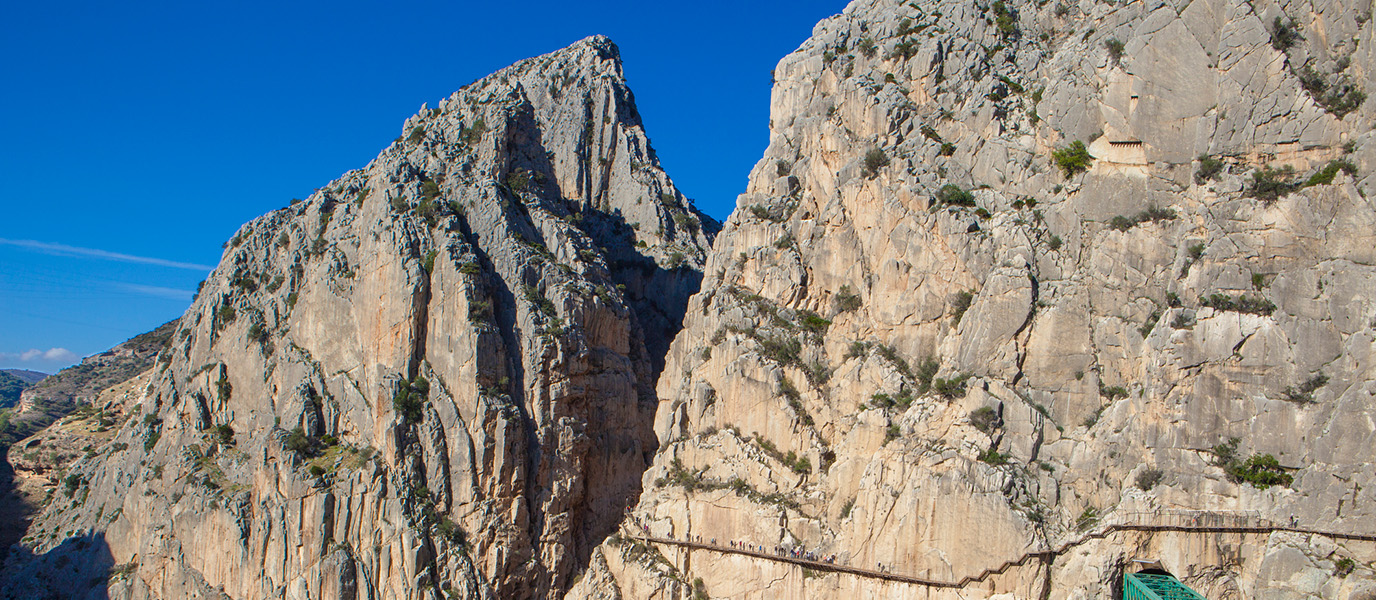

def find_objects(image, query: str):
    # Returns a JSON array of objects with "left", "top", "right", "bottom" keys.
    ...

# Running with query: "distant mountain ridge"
[{"left": 0, "top": 371, "right": 46, "bottom": 386}]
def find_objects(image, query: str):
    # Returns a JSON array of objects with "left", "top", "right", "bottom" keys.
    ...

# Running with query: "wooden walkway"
[{"left": 632, "top": 510, "right": 1376, "bottom": 589}]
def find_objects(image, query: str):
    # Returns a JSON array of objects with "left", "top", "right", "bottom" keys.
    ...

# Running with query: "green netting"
[{"left": 1124, "top": 572, "right": 1207, "bottom": 600}]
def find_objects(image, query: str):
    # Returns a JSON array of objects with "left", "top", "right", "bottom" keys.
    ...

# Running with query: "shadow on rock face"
[{"left": 1, "top": 532, "right": 118, "bottom": 600}]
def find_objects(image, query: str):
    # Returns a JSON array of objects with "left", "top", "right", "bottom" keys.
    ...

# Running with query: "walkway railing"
[{"left": 628, "top": 509, "right": 1375, "bottom": 589}]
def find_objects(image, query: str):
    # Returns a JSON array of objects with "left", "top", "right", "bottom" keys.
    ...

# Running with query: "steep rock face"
[
  {"left": 579, "top": 0, "right": 1376, "bottom": 598},
  {"left": 5, "top": 36, "right": 717, "bottom": 600}
]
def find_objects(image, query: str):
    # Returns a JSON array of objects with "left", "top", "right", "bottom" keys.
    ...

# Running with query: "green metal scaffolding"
[{"left": 1124, "top": 572, "right": 1206, "bottom": 600}]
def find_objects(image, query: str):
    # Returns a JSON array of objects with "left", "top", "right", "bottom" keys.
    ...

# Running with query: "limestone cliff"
[
  {"left": 577, "top": 0, "right": 1376, "bottom": 598},
  {"left": 2, "top": 36, "right": 717, "bottom": 600}
]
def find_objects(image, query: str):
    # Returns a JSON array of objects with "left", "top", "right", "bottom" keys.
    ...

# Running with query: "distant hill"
[
  {"left": 0, "top": 371, "right": 47, "bottom": 386},
  {"left": 0, "top": 321, "right": 175, "bottom": 446},
  {"left": 0, "top": 373, "right": 31, "bottom": 409}
]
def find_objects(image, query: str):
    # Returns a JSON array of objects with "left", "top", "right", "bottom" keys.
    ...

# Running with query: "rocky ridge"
[
  {"left": 575, "top": 0, "right": 1376, "bottom": 598},
  {"left": 4, "top": 36, "right": 717, "bottom": 600}
]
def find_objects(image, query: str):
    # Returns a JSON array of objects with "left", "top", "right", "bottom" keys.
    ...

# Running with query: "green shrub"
[
  {"left": 1105, "top": 38, "right": 1125, "bottom": 63},
  {"left": 992, "top": 1, "right": 1018, "bottom": 39},
  {"left": 1248, "top": 166, "right": 1298, "bottom": 202},
  {"left": 213, "top": 424, "right": 235, "bottom": 445},
  {"left": 216, "top": 373, "right": 232, "bottom": 401},
  {"left": 1053, "top": 141, "right": 1094, "bottom": 178},
  {"left": 1211, "top": 437, "right": 1241, "bottom": 466},
  {"left": 523, "top": 284, "right": 557, "bottom": 317},
  {"left": 217, "top": 304, "right": 237, "bottom": 327},
  {"left": 459, "top": 118, "right": 486, "bottom": 144},
  {"left": 799, "top": 311, "right": 831, "bottom": 335},
  {"left": 835, "top": 285, "right": 862, "bottom": 312},
  {"left": 1107, "top": 206, "right": 1176, "bottom": 231},
  {"left": 505, "top": 169, "right": 532, "bottom": 193},
  {"left": 862, "top": 148, "right": 890, "bottom": 177},
  {"left": 407, "top": 126, "right": 426, "bottom": 144},
  {"left": 423, "top": 249, "right": 437, "bottom": 274},
  {"left": 933, "top": 374, "right": 970, "bottom": 399},
  {"left": 978, "top": 448, "right": 1009, "bottom": 465},
  {"left": 1048, "top": 235, "right": 1063, "bottom": 251},
  {"left": 969, "top": 406, "right": 1000, "bottom": 434},
  {"left": 1334, "top": 557, "right": 1356, "bottom": 578},
  {"left": 63, "top": 473, "right": 83, "bottom": 498},
  {"left": 286, "top": 427, "right": 317, "bottom": 456},
  {"left": 1135, "top": 467, "right": 1164, "bottom": 490},
  {"left": 950, "top": 290, "right": 974, "bottom": 325},
  {"left": 885, "top": 424, "right": 901, "bottom": 443},
  {"left": 393, "top": 377, "right": 427, "bottom": 425},
  {"left": 857, "top": 38, "right": 877, "bottom": 58},
  {"left": 1305, "top": 159, "right": 1358, "bottom": 187},
  {"left": 246, "top": 322, "right": 268, "bottom": 346},
  {"left": 1281, "top": 373, "right": 1328, "bottom": 404},
  {"left": 1319, "top": 84, "right": 1366, "bottom": 118},
  {"left": 940, "top": 142, "right": 956, "bottom": 156},
  {"left": 934, "top": 184, "right": 976, "bottom": 207},
  {"left": 1225, "top": 453, "right": 1293, "bottom": 488},
  {"left": 1270, "top": 17, "right": 1300, "bottom": 51},
  {"left": 1198, "top": 293, "right": 1276, "bottom": 316},
  {"left": 673, "top": 212, "right": 701, "bottom": 235},
  {"left": 1075, "top": 507, "right": 1099, "bottom": 531},
  {"left": 1099, "top": 383, "right": 1128, "bottom": 400},
  {"left": 1195, "top": 155, "right": 1225, "bottom": 184}
]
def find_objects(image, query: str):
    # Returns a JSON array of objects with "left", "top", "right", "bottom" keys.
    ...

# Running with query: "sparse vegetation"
[
  {"left": 1226, "top": 453, "right": 1293, "bottom": 488},
  {"left": 950, "top": 290, "right": 974, "bottom": 325},
  {"left": 933, "top": 184, "right": 976, "bottom": 207},
  {"left": 1053, "top": 141, "right": 1094, "bottom": 178},
  {"left": 1211, "top": 438, "right": 1293, "bottom": 488},
  {"left": 862, "top": 148, "right": 890, "bottom": 178},
  {"left": 1108, "top": 206, "right": 1176, "bottom": 231},
  {"left": 1199, "top": 293, "right": 1276, "bottom": 316},
  {"left": 1334, "top": 557, "right": 1356, "bottom": 578},
  {"left": 63, "top": 473, "right": 83, "bottom": 498},
  {"left": 933, "top": 374, "right": 970, "bottom": 400},
  {"left": 1135, "top": 467, "right": 1164, "bottom": 490},
  {"left": 835, "top": 285, "right": 862, "bottom": 312},
  {"left": 213, "top": 424, "right": 234, "bottom": 445},
  {"left": 285, "top": 426, "right": 316, "bottom": 457},
  {"left": 1270, "top": 16, "right": 1300, "bottom": 51},
  {"left": 1281, "top": 373, "right": 1328, "bottom": 404},
  {"left": 392, "top": 376, "right": 429, "bottom": 425},
  {"left": 969, "top": 406, "right": 1001, "bottom": 434},
  {"left": 1306, "top": 159, "right": 1358, "bottom": 187},
  {"left": 1195, "top": 155, "right": 1225, "bottom": 184},
  {"left": 1099, "top": 383, "right": 1128, "bottom": 400},
  {"left": 1105, "top": 38, "right": 1125, "bottom": 64},
  {"left": 1075, "top": 507, "right": 1100, "bottom": 531},
  {"left": 1248, "top": 166, "right": 1299, "bottom": 202},
  {"left": 978, "top": 448, "right": 1010, "bottom": 465}
]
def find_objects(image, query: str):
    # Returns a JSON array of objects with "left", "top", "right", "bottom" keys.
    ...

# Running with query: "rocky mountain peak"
[{"left": 4, "top": 36, "right": 715, "bottom": 600}]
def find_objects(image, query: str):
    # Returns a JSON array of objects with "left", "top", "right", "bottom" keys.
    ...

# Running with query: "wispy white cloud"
[
  {"left": 118, "top": 283, "right": 194, "bottom": 301},
  {"left": 0, "top": 238, "right": 213, "bottom": 271},
  {"left": 2, "top": 348, "right": 78, "bottom": 363}
]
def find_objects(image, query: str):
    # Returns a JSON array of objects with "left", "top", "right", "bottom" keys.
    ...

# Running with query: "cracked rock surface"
[{"left": 577, "top": 0, "right": 1376, "bottom": 598}]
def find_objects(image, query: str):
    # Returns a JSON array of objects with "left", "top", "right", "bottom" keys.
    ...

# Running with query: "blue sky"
[{"left": 0, "top": 0, "right": 846, "bottom": 373}]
